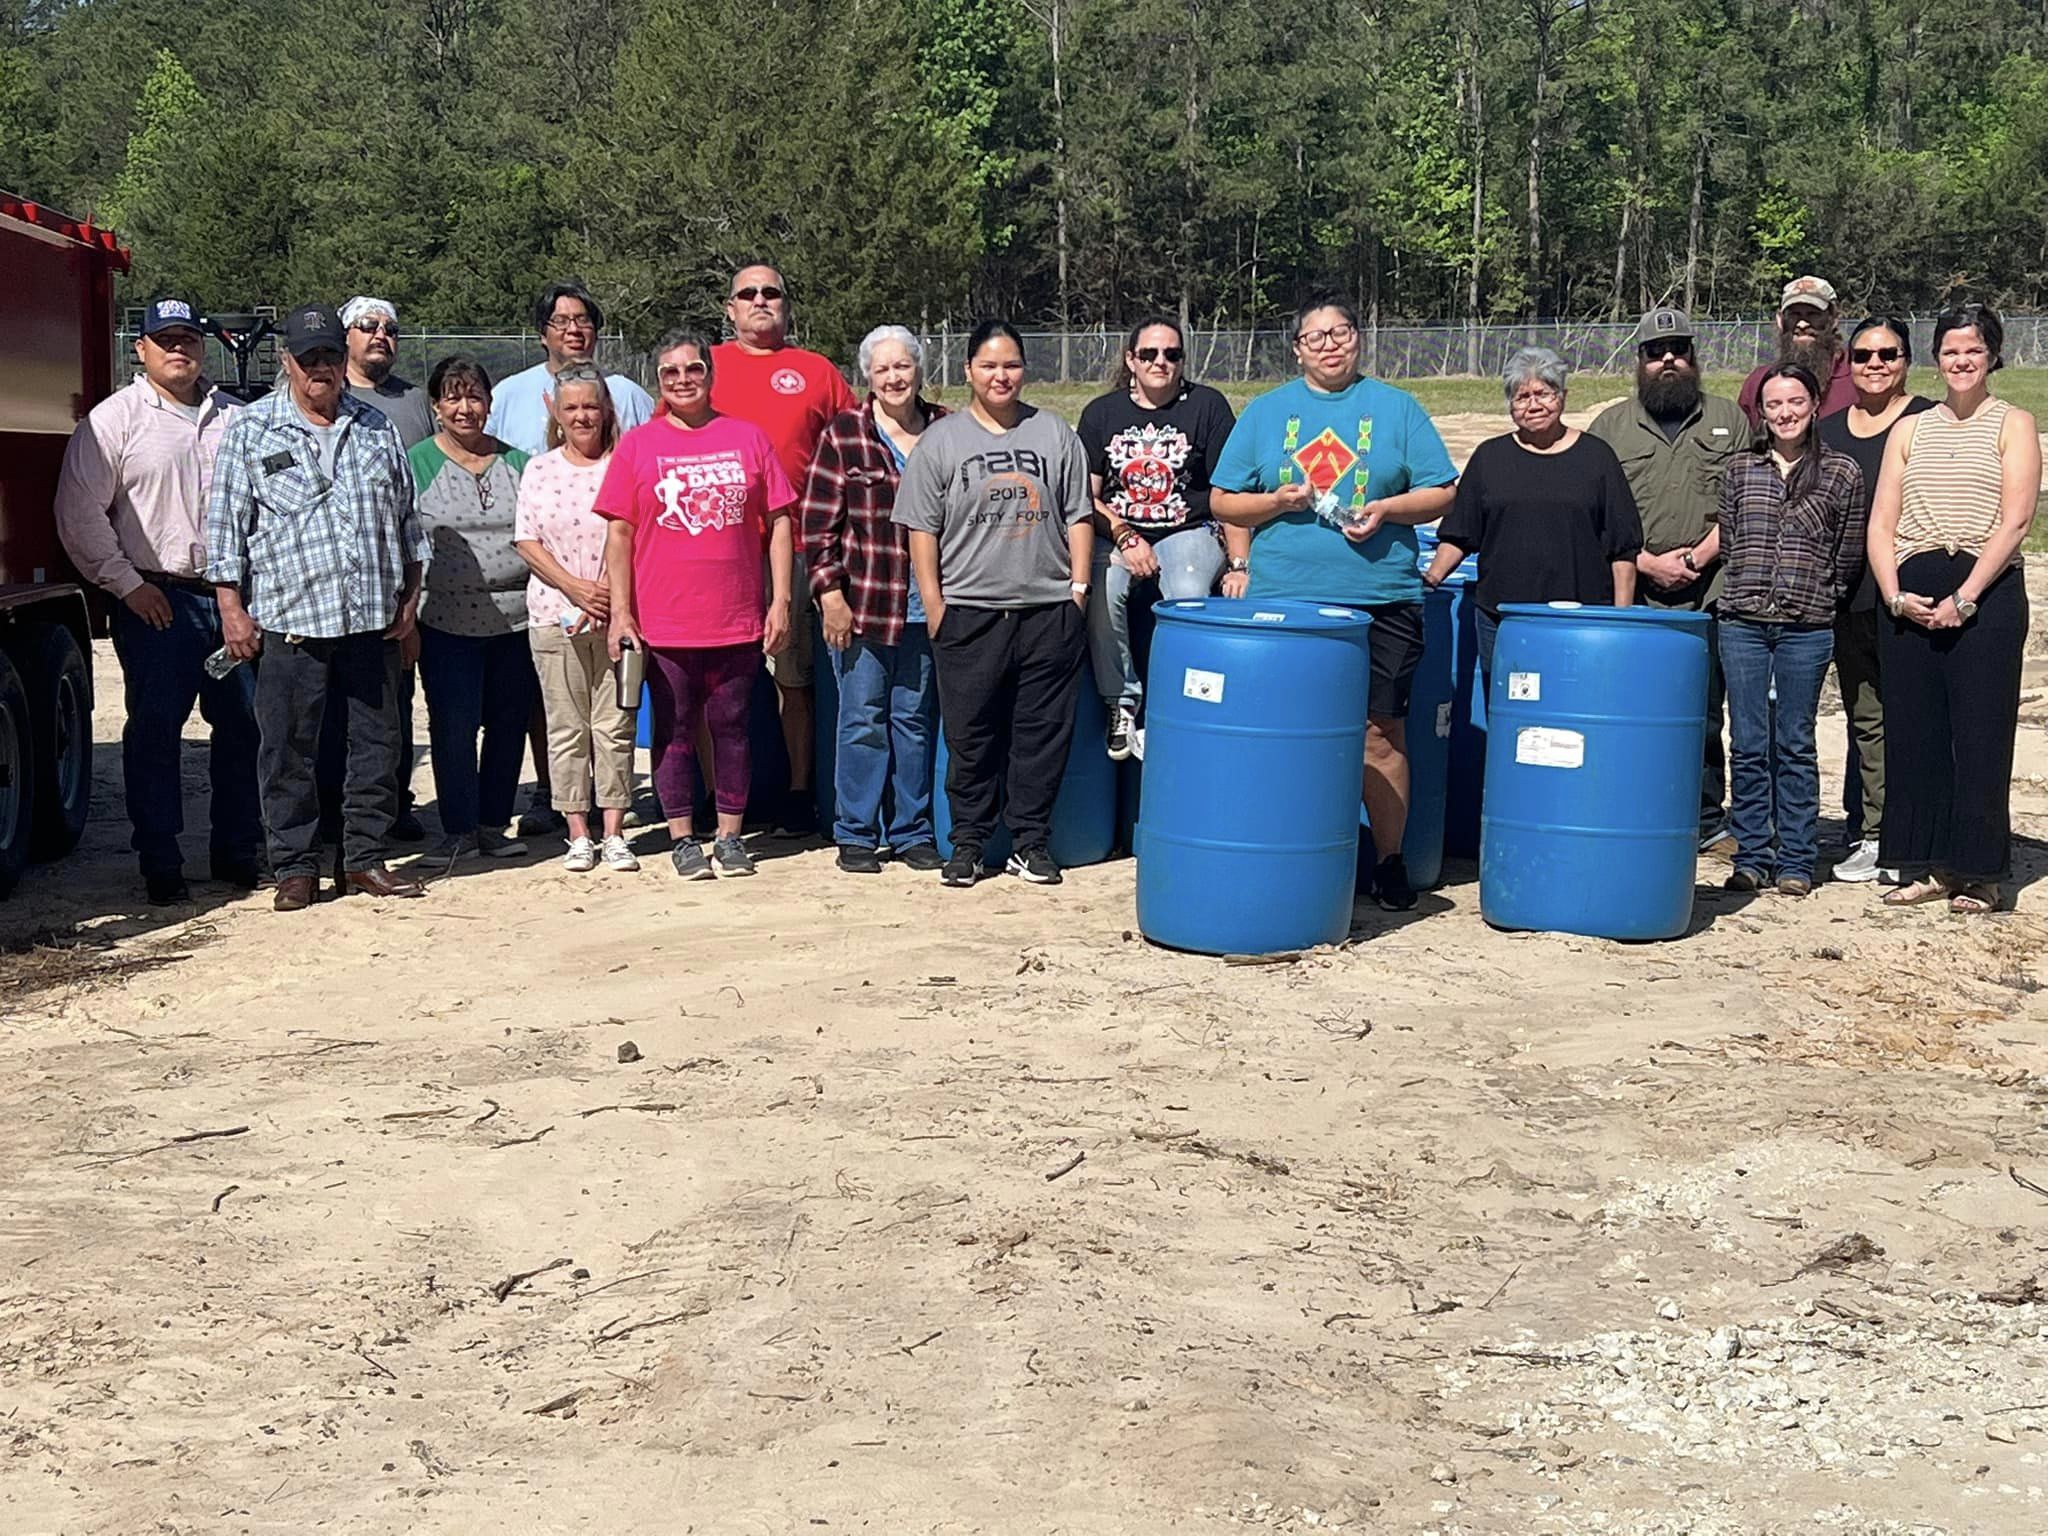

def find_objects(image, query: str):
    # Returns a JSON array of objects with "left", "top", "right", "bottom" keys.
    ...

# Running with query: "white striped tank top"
[{"left": 1896, "top": 397, "right": 2014, "bottom": 563}]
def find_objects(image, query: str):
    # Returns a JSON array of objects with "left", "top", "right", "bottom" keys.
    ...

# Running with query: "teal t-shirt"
[{"left": 1211, "top": 376, "right": 1457, "bottom": 606}]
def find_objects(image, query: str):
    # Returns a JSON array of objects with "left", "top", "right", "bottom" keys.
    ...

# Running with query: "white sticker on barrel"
[
  {"left": 1507, "top": 671, "right": 1541, "bottom": 701},
  {"left": 1183, "top": 667, "right": 1226, "bottom": 704},
  {"left": 1252, "top": 610, "right": 1287, "bottom": 623},
  {"left": 1435, "top": 701, "right": 1452, "bottom": 739},
  {"left": 1516, "top": 726, "right": 1584, "bottom": 769}
]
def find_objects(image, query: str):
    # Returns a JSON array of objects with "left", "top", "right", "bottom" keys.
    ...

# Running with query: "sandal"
[
  {"left": 1883, "top": 877, "right": 1952, "bottom": 907},
  {"left": 1950, "top": 883, "right": 2001, "bottom": 915}
]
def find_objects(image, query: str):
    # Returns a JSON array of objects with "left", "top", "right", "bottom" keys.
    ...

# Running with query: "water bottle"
[
  {"left": 613, "top": 637, "right": 644, "bottom": 712},
  {"left": 203, "top": 645, "right": 243, "bottom": 680}
]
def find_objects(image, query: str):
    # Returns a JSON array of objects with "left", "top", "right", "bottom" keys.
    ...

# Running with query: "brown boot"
[
  {"left": 273, "top": 874, "right": 317, "bottom": 912},
  {"left": 344, "top": 864, "right": 425, "bottom": 899}
]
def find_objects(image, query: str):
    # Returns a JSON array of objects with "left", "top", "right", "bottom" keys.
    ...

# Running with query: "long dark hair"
[
  {"left": 1111, "top": 315, "right": 1192, "bottom": 394},
  {"left": 1749, "top": 363, "right": 1824, "bottom": 499}
]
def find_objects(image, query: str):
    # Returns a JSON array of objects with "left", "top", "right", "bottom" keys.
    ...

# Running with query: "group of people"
[
  {"left": 1429, "top": 279, "right": 2039, "bottom": 911},
  {"left": 53, "top": 266, "right": 2039, "bottom": 918}
]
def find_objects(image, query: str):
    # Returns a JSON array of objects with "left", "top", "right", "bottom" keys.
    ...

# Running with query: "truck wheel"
[
  {"left": 0, "top": 652, "right": 35, "bottom": 899},
  {"left": 15, "top": 624, "right": 92, "bottom": 859}
]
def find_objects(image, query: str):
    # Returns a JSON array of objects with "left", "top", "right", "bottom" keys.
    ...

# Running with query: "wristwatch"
[
  {"left": 1887, "top": 593, "right": 1908, "bottom": 617},
  {"left": 1952, "top": 593, "right": 1979, "bottom": 620},
  {"left": 1681, "top": 548, "right": 1700, "bottom": 574},
  {"left": 1225, "top": 556, "right": 1251, "bottom": 574},
  {"left": 1070, "top": 581, "right": 1090, "bottom": 597}
]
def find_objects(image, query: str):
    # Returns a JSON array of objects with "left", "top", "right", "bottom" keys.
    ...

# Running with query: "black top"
[
  {"left": 1817, "top": 396, "right": 1935, "bottom": 612},
  {"left": 1076, "top": 382, "right": 1237, "bottom": 538},
  {"left": 1437, "top": 432, "right": 1646, "bottom": 617}
]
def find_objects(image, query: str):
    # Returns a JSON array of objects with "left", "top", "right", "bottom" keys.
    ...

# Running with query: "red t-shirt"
[
  {"left": 710, "top": 342, "right": 857, "bottom": 548},
  {"left": 593, "top": 414, "right": 795, "bottom": 649}
]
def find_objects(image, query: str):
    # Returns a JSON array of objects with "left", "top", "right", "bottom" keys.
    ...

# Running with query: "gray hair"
[
  {"left": 857, "top": 324, "right": 924, "bottom": 379},
  {"left": 1502, "top": 345, "right": 1569, "bottom": 403}
]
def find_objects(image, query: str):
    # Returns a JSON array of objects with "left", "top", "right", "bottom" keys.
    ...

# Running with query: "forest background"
[{"left": 1, "top": 0, "right": 2044, "bottom": 355}]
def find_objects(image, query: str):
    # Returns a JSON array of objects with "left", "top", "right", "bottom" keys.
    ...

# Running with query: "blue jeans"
[
  {"left": 1087, "top": 526, "right": 1225, "bottom": 708},
  {"left": 829, "top": 625, "right": 938, "bottom": 849},
  {"left": 1718, "top": 617, "right": 1833, "bottom": 881},
  {"left": 417, "top": 625, "right": 538, "bottom": 837},
  {"left": 108, "top": 584, "right": 262, "bottom": 877}
]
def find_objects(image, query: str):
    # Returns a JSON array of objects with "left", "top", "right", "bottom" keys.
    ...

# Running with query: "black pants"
[
  {"left": 1878, "top": 552, "right": 2026, "bottom": 883},
  {"left": 931, "top": 601, "right": 1086, "bottom": 852},
  {"left": 318, "top": 666, "right": 414, "bottom": 842},
  {"left": 255, "top": 633, "right": 404, "bottom": 878}
]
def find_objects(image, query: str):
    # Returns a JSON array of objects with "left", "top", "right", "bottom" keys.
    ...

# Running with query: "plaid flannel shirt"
[
  {"left": 1716, "top": 446, "right": 1866, "bottom": 626},
  {"left": 802, "top": 397, "right": 947, "bottom": 646},
  {"left": 205, "top": 389, "right": 428, "bottom": 639}
]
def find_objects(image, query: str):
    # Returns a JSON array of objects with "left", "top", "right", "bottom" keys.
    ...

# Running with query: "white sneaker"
[
  {"left": 1833, "top": 839, "right": 1881, "bottom": 883},
  {"left": 563, "top": 836, "right": 598, "bottom": 873},
  {"left": 600, "top": 835, "right": 640, "bottom": 872}
]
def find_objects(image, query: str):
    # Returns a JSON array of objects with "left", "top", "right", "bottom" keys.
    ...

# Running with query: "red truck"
[{"left": 0, "top": 193, "right": 130, "bottom": 898}]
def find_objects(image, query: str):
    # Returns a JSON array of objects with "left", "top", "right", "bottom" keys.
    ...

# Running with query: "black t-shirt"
[
  {"left": 1437, "top": 432, "right": 1646, "bottom": 617},
  {"left": 1817, "top": 396, "right": 1934, "bottom": 613},
  {"left": 1076, "top": 382, "right": 1237, "bottom": 538}
]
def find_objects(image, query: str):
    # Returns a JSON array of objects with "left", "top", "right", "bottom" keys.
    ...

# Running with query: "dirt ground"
[{"left": 8, "top": 415, "right": 2048, "bottom": 1534}]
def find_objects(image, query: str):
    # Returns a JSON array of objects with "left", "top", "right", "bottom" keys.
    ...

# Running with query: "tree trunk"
[
  {"left": 1524, "top": 1, "right": 1549, "bottom": 320},
  {"left": 1179, "top": 0, "right": 1201, "bottom": 336},
  {"left": 1684, "top": 130, "right": 1706, "bottom": 313},
  {"left": 1464, "top": 57, "right": 1484, "bottom": 375},
  {"left": 1610, "top": 192, "right": 1631, "bottom": 321},
  {"left": 1046, "top": 0, "right": 1072, "bottom": 382}
]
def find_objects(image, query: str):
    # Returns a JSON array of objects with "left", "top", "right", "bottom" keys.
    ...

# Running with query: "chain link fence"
[{"left": 119, "top": 318, "right": 2048, "bottom": 395}]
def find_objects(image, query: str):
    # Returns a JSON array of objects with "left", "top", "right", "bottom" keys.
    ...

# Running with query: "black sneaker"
[
  {"left": 1105, "top": 702, "right": 1137, "bottom": 761},
  {"left": 1372, "top": 854, "right": 1416, "bottom": 911},
  {"left": 776, "top": 791, "right": 820, "bottom": 837},
  {"left": 390, "top": 806, "right": 427, "bottom": 843},
  {"left": 1006, "top": 846, "right": 1062, "bottom": 885},
  {"left": 1724, "top": 868, "right": 1766, "bottom": 892},
  {"left": 897, "top": 842, "right": 944, "bottom": 872},
  {"left": 836, "top": 844, "right": 883, "bottom": 875},
  {"left": 144, "top": 871, "right": 191, "bottom": 906},
  {"left": 940, "top": 845, "right": 982, "bottom": 887},
  {"left": 209, "top": 856, "right": 262, "bottom": 890}
]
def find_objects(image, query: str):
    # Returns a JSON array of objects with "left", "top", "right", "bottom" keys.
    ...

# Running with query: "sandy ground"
[{"left": 8, "top": 415, "right": 2048, "bottom": 1533}]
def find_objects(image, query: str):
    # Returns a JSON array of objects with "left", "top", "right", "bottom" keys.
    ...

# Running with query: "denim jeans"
[
  {"left": 1087, "top": 526, "right": 1224, "bottom": 709},
  {"left": 108, "top": 584, "right": 262, "bottom": 877},
  {"left": 829, "top": 625, "right": 938, "bottom": 849},
  {"left": 1717, "top": 617, "right": 1834, "bottom": 881},
  {"left": 417, "top": 625, "right": 538, "bottom": 837}
]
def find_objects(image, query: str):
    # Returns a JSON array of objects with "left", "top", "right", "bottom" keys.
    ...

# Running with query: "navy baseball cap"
[
  {"left": 281, "top": 302, "right": 347, "bottom": 359},
  {"left": 140, "top": 298, "right": 202, "bottom": 337}
]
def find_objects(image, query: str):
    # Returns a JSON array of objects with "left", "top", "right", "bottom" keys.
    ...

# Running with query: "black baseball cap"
[{"left": 281, "top": 302, "right": 347, "bottom": 359}]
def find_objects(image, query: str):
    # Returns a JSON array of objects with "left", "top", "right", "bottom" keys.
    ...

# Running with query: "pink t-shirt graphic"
[{"left": 594, "top": 414, "right": 794, "bottom": 649}]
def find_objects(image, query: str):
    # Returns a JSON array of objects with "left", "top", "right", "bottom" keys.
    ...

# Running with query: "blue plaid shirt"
[{"left": 205, "top": 389, "right": 428, "bottom": 638}]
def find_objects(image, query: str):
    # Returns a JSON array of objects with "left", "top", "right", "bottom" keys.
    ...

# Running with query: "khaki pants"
[{"left": 529, "top": 623, "right": 636, "bottom": 811}]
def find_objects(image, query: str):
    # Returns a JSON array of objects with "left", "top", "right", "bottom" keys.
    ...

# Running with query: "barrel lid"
[
  {"left": 1153, "top": 597, "right": 1372, "bottom": 633},
  {"left": 1496, "top": 601, "right": 1713, "bottom": 628}
]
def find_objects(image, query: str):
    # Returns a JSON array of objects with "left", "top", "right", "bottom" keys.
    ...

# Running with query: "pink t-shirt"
[
  {"left": 514, "top": 448, "right": 611, "bottom": 628},
  {"left": 593, "top": 414, "right": 795, "bottom": 649}
]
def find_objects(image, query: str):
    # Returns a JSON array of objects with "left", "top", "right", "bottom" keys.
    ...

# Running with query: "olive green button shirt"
[{"left": 1586, "top": 391, "right": 1749, "bottom": 609}]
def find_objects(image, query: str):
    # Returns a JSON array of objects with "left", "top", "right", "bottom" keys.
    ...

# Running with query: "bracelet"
[{"left": 1115, "top": 529, "right": 1142, "bottom": 551}]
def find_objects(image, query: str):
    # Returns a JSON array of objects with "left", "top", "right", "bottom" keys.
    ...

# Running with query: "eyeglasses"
[
  {"left": 731, "top": 285, "right": 785, "bottom": 304},
  {"left": 1850, "top": 346, "right": 1902, "bottom": 364},
  {"left": 1511, "top": 386, "right": 1563, "bottom": 406},
  {"left": 1134, "top": 346, "right": 1184, "bottom": 363},
  {"left": 1640, "top": 339, "right": 1693, "bottom": 361},
  {"left": 657, "top": 361, "right": 711, "bottom": 383},
  {"left": 545, "top": 314, "right": 595, "bottom": 333},
  {"left": 351, "top": 320, "right": 398, "bottom": 337},
  {"left": 1297, "top": 323, "right": 1357, "bottom": 351}
]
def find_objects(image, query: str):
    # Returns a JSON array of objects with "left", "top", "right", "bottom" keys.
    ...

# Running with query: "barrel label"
[
  {"left": 1515, "top": 726, "right": 1584, "bottom": 769},
  {"left": 1251, "top": 610, "right": 1287, "bottom": 623},
  {"left": 1507, "top": 671, "right": 1541, "bottom": 701},
  {"left": 1182, "top": 667, "right": 1226, "bottom": 704}
]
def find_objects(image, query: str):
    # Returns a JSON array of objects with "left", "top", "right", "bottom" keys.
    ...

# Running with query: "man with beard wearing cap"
[
  {"left": 1588, "top": 306, "right": 1749, "bottom": 852},
  {"left": 207, "top": 302, "right": 431, "bottom": 910},
  {"left": 1738, "top": 276, "right": 1857, "bottom": 426}
]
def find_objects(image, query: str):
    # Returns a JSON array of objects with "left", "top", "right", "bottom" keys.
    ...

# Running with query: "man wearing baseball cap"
[
  {"left": 1589, "top": 307, "right": 1750, "bottom": 851},
  {"left": 1738, "top": 276, "right": 1857, "bottom": 426},
  {"left": 55, "top": 298, "right": 259, "bottom": 906},
  {"left": 206, "top": 302, "right": 431, "bottom": 910}
]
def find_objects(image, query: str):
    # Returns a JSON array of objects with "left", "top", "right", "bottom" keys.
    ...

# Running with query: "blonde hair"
[{"left": 546, "top": 364, "right": 619, "bottom": 454}]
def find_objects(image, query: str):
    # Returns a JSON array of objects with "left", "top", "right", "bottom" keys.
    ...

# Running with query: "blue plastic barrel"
[
  {"left": 933, "top": 684, "right": 1115, "bottom": 869},
  {"left": 1480, "top": 603, "right": 1712, "bottom": 940},
  {"left": 1136, "top": 598, "right": 1373, "bottom": 954}
]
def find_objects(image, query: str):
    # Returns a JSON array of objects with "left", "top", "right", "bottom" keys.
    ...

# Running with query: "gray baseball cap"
[{"left": 1635, "top": 306, "right": 1694, "bottom": 345}]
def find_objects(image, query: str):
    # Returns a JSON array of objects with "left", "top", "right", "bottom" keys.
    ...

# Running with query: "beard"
[
  {"left": 1638, "top": 364, "right": 1702, "bottom": 417},
  {"left": 1779, "top": 330, "right": 1839, "bottom": 378}
]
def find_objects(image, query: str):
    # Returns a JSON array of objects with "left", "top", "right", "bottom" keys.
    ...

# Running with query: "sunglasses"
[
  {"left": 657, "top": 361, "right": 711, "bottom": 382},
  {"left": 1640, "top": 339, "right": 1693, "bottom": 361},
  {"left": 1850, "top": 346, "right": 1903, "bottom": 364},
  {"left": 1134, "top": 346, "right": 1184, "bottom": 363},
  {"left": 731, "top": 285, "right": 785, "bottom": 304},
  {"left": 351, "top": 320, "right": 398, "bottom": 337}
]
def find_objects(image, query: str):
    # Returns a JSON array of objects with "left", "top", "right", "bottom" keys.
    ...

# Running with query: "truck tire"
[
  {"left": 0, "top": 652, "right": 35, "bottom": 899},
  {"left": 15, "top": 623, "right": 92, "bottom": 859}
]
